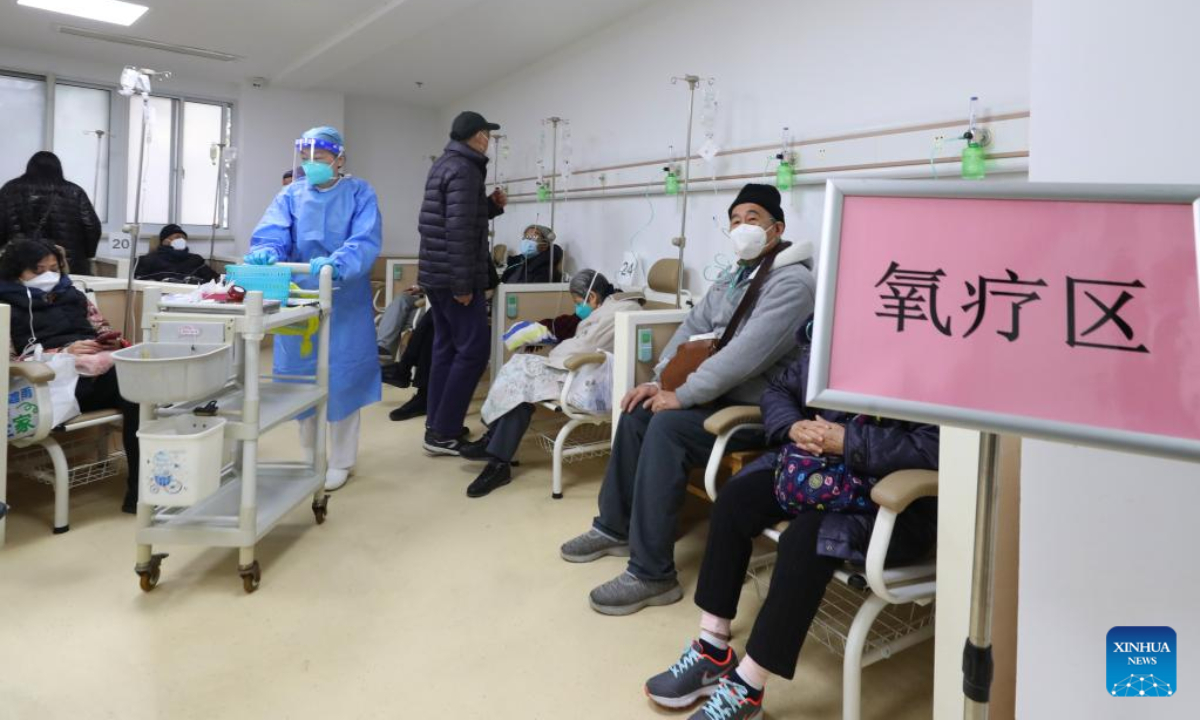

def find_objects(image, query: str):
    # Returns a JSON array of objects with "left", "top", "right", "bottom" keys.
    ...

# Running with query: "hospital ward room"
[{"left": 1, "top": 1, "right": 1198, "bottom": 719}]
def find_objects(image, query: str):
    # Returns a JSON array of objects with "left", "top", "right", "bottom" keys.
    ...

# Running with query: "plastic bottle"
[
  {"left": 776, "top": 159, "right": 795, "bottom": 190},
  {"left": 961, "top": 142, "right": 986, "bottom": 180},
  {"left": 664, "top": 170, "right": 680, "bottom": 196}
]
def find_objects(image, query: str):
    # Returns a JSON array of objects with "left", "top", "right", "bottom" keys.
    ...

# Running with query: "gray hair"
[{"left": 569, "top": 269, "right": 614, "bottom": 301}]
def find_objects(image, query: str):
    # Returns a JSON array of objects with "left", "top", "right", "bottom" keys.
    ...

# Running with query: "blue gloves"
[
  {"left": 309, "top": 256, "right": 340, "bottom": 280},
  {"left": 243, "top": 248, "right": 278, "bottom": 265}
]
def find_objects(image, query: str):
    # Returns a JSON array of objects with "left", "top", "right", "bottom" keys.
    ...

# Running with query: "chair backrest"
[
  {"left": 493, "top": 244, "right": 508, "bottom": 267},
  {"left": 647, "top": 258, "right": 679, "bottom": 295}
]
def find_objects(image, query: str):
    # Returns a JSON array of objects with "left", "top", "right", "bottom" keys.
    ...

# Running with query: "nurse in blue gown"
[{"left": 245, "top": 126, "right": 382, "bottom": 491}]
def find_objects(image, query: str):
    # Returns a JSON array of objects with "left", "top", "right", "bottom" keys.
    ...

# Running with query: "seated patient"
[
  {"left": 460, "top": 270, "right": 641, "bottom": 497},
  {"left": 560, "top": 183, "right": 817, "bottom": 615},
  {"left": 1, "top": 239, "right": 141, "bottom": 512},
  {"left": 134, "top": 224, "right": 218, "bottom": 284},
  {"left": 377, "top": 285, "right": 423, "bottom": 358},
  {"left": 641, "top": 318, "right": 939, "bottom": 720},
  {"left": 501, "top": 224, "right": 563, "bottom": 284}
]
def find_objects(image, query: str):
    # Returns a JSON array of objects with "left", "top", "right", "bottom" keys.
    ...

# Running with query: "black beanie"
[
  {"left": 728, "top": 183, "right": 784, "bottom": 224},
  {"left": 159, "top": 224, "right": 187, "bottom": 242}
]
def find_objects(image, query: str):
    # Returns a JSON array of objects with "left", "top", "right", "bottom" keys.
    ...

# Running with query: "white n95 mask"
[
  {"left": 23, "top": 271, "right": 60, "bottom": 293},
  {"left": 730, "top": 223, "right": 768, "bottom": 261},
  {"left": 172, "top": 239, "right": 188, "bottom": 251}
]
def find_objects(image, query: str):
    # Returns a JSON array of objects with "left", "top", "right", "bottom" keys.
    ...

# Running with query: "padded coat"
[
  {"left": 0, "top": 177, "right": 101, "bottom": 276},
  {"left": 417, "top": 141, "right": 503, "bottom": 295}
]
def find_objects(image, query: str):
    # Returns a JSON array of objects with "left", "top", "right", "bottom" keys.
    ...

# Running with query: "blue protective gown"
[{"left": 249, "top": 176, "right": 383, "bottom": 422}]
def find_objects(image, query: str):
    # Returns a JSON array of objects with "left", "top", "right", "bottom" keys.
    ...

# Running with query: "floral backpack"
[{"left": 773, "top": 415, "right": 880, "bottom": 516}]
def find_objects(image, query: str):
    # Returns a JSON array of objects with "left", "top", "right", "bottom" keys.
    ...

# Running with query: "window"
[
  {"left": 54, "top": 84, "right": 111, "bottom": 221},
  {"left": 0, "top": 73, "right": 47, "bottom": 189},
  {"left": 125, "top": 95, "right": 232, "bottom": 228}
]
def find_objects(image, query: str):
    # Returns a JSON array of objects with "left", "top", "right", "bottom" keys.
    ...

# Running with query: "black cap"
[
  {"left": 728, "top": 183, "right": 785, "bottom": 224},
  {"left": 282, "top": 169, "right": 293, "bottom": 180},
  {"left": 159, "top": 224, "right": 187, "bottom": 242},
  {"left": 451, "top": 111, "right": 500, "bottom": 141}
]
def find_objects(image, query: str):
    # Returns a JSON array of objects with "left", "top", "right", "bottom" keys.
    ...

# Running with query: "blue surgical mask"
[
  {"left": 302, "top": 160, "right": 335, "bottom": 186},
  {"left": 519, "top": 238, "right": 539, "bottom": 257},
  {"left": 575, "top": 302, "right": 593, "bottom": 320}
]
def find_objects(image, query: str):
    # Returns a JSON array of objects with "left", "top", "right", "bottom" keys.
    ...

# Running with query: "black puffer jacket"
[
  {"left": 417, "top": 141, "right": 503, "bottom": 295},
  {"left": 0, "top": 274, "right": 96, "bottom": 352},
  {"left": 501, "top": 245, "right": 564, "bottom": 284},
  {"left": 135, "top": 246, "right": 218, "bottom": 284},
  {"left": 0, "top": 154, "right": 102, "bottom": 276}
]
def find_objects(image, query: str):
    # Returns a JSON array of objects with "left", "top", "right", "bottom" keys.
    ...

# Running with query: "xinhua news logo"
[{"left": 1107, "top": 626, "right": 1176, "bottom": 698}]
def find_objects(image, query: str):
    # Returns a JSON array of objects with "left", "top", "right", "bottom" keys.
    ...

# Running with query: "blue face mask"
[
  {"left": 575, "top": 302, "right": 593, "bottom": 320},
  {"left": 519, "top": 238, "right": 539, "bottom": 257},
  {"left": 302, "top": 160, "right": 336, "bottom": 186}
]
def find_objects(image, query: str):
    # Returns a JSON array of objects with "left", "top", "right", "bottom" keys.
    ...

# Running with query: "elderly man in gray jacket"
[{"left": 561, "top": 184, "right": 817, "bottom": 616}]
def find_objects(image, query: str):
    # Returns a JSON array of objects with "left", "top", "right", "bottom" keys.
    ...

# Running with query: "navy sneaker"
[{"left": 423, "top": 430, "right": 466, "bottom": 457}]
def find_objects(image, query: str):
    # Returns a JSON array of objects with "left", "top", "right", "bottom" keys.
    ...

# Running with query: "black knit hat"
[
  {"left": 159, "top": 224, "right": 187, "bottom": 242},
  {"left": 728, "top": 183, "right": 784, "bottom": 224}
]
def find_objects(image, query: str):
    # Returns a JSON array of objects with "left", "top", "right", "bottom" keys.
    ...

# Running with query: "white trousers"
[{"left": 298, "top": 411, "right": 361, "bottom": 471}]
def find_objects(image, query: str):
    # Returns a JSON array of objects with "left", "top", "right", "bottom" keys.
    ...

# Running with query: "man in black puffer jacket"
[
  {"left": 417, "top": 111, "right": 507, "bottom": 454},
  {"left": 0, "top": 151, "right": 101, "bottom": 276}
]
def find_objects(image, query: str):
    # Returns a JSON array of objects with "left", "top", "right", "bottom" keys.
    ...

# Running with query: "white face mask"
[
  {"left": 23, "top": 271, "right": 60, "bottom": 293},
  {"left": 171, "top": 239, "right": 188, "bottom": 251},
  {"left": 730, "top": 223, "right": 769, "bottom": 261}
]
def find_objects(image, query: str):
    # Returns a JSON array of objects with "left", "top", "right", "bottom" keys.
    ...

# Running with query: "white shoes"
[{"left": 325, "top": 468, "right": 351, "bottom": 492}]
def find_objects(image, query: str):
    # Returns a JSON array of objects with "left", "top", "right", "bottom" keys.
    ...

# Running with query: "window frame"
[{"left": 0, "top": 65, "right": 237, "bottom": 237}]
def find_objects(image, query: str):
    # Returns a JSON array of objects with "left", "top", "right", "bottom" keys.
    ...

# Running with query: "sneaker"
[
  {"left": 459, "top": 436, "right": 494, "bottom": 462},
  {"left": 423, "top": 430, "right": 466, "bottom": 456},
  {"left": 646, "top": 641, "right": 738, "bottom": 709},
  {"left": 560, "top": 528, "right": 630, "bottom": 563},
  {"left": 686, "top": 677, "right": 763, "bottom": 720},
  {"left": 325, "top": 468, "right": 351, "bottom": 492},
  {"left": 588, "top": 571, "right": 684, "bottom": 616},
  {"left": 467, "top": 461, "right": 512, "bottom": 498},
  {"left": 390, "top": 393, "right": 427, "bottom": 421}
]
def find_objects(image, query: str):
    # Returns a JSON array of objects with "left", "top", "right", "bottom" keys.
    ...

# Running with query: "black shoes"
[
  {"left": 459, "top": 435, "right": 494, "bottom": 462},
  {"left": 467, "top": 461, "right": 512, "bottom": 498},
  {"left": 381, "top": 362, "right": 413, "bottom": 389},
  {"left": 121, "top": 490, "right": 137, "bottom": 514},
  {"left": 423, "top": 430, "right": 467, "bottom": 456},
  {"left": 389, "top": 392, "right": 427, "bottom": 421}
]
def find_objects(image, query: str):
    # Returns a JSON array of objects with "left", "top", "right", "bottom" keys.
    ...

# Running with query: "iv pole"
[
  {"left": 669, "top": 75, "right": 705, "bottom": 308},
  {"left": 490, "top": 133, "right": 506, "bottom": 255},
  {"left": 118, "top": 67, "right": 170, "bottom": 339},
  {"left": 544, "top": 117, "right": 562, "bottom": 231}
]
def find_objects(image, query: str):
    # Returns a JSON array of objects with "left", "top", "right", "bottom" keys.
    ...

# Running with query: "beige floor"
[{"left": 0, "top": 383, "right": 933, "bottom": 719}]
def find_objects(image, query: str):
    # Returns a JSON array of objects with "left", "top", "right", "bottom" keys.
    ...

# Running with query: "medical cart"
[{"left": 120, "top": 264, "right": 333, "bottom": 593}]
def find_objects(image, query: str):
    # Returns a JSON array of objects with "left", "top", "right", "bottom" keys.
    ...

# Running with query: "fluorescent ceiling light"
[{"left": 17, "top": 0, "right": 149, "bottom": 27}]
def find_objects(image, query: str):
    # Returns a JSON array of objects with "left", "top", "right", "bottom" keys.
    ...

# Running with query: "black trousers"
[
  {"left": 74, "top": 368, "right": 140, "bottom": 498},
  {"left": 398, "top": 311, "right": 435, "bottom": 392},
  {"left": 694, "top": 468, "right": 937, "bottom": 679},
  {"left": 485, "top": 402, "right": 535, "bottom": 463}
]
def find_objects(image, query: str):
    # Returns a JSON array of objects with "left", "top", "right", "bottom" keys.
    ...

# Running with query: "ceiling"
[{"left": 0, "top": 0, "right": 658, "bottom": 105}]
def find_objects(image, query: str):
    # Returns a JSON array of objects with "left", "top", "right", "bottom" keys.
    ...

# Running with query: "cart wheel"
[
  {"left": 135, "top": 553, "right": 168, "bottom": 593},
  {"left": 312, "top": 497, "right": 329, "bottom": 525},
  {"left": 239, "top": 561, "right": 261, "bottom": 594},
  {"left": 139, "top": 567, "right": 161, "bottom": 592}
]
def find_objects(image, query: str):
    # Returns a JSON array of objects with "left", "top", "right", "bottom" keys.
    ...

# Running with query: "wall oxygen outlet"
[
  {"left": 637, "top": 328, "right": 653, "bottom": 363},
  {"left": 506, "top": 295, "right": 518, "bottom": 319}
]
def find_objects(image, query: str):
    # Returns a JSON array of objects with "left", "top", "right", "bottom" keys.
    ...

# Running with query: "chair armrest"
[
  {"left": 562, "top": 352, "right": 606, "bottom": 371},
  {"left": 870, "top": 469, "right": 939, "bottom": 514},
  {"left": 10, "top": 361, "right": 55, "bottom": 384},
  {"left": 703, "top": 406, "right": 763, "bottom": 436}
]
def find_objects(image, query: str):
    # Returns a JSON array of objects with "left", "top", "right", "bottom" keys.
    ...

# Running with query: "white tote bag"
[
  {"left": 41, "top": 352, "right": 82, "bottom": 427},
  {"left": 564, "top": 351, "right": 613, "bottom": 415}
]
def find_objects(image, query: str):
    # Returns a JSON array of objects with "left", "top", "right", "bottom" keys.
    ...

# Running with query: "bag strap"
[
  {"left": 29, "top": 190, "right": 60, "bottom": 241},
  {"left": 716, "top": 240, "right": 790, "bottom": 351}
]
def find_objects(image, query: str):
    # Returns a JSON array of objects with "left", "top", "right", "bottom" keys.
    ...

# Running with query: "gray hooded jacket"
[{"left": 654, "top": 240, "right": 817, "bottom": 408}]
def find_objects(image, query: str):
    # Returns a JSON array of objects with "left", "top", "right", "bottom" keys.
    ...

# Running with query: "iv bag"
[{"left": 697, "top": 136, "right": 720, "bottom": 163}]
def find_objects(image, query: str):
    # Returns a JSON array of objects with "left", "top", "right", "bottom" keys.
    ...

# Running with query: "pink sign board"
[{"left": 809, "top": 180, "right": 1200, "bottom": 462}]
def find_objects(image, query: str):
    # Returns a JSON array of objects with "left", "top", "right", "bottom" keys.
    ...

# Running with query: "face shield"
[{"left": 293, "top": 136, "right": 345, "bottom": 187}]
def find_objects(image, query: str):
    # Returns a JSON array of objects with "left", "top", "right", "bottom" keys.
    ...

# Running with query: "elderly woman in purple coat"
[{"left": 640, "top": 316, "right": 940, "bottom": 720}]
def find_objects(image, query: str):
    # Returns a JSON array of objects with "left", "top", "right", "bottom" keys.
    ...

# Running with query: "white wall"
[
  {"left": 443, "top": 0, "right": 1031, "bottom": 292},
  {"left": 1019, "top": 1, "right": 1200, "bottom": 718},
  {"left": 344, "top": 95, "right": 443, "bottom": 256}
]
